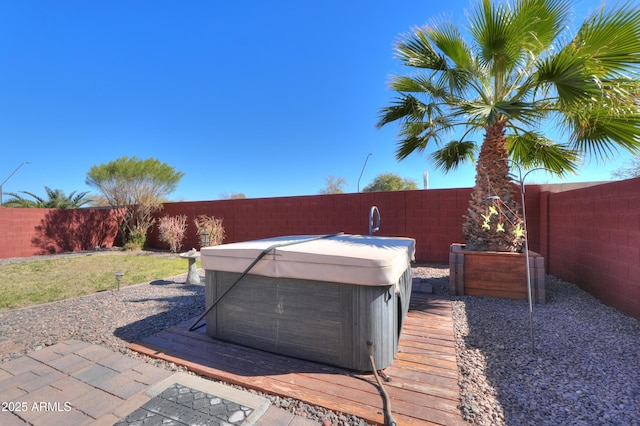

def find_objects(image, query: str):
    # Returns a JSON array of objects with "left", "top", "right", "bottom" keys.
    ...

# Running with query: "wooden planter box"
[{"left": 449, "top": 243, "right": 545, "bottom": 303}]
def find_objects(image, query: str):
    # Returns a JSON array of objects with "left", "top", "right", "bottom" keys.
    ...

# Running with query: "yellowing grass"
[{"left": 0, "top": 251, "right": 200, "bottom": 310}]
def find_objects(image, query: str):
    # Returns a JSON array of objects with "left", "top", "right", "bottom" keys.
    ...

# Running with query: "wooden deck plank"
[{"left": 128, "top": 290, "right": 464, "bottom": 425}]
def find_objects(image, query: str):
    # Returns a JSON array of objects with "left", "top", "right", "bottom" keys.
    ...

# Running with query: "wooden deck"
[{"left": 128, "top": 291, "right": 463, "bottom": 425}]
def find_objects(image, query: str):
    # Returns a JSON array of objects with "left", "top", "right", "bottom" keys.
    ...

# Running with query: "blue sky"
[{"left": 0, "top": 0, "right": 633, "bottom": 202}]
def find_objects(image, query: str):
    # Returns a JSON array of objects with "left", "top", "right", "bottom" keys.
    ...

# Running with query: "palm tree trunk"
[{"left": 462, "top": 122, "right": 523, "bottom": 252}]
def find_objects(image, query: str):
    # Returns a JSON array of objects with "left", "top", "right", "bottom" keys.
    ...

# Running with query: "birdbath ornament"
[{"left": 179, "top": 248, "right": 201, "bottom": 284}]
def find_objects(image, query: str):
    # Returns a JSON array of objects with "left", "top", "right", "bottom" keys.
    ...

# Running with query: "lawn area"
[{"left": 0, "top": 251, "right": 201, "bottom": 310}]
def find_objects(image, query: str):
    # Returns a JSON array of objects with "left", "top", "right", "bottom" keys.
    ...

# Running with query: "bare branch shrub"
[
  {"left": 158, "top": 215, "right": 188, "bottom": 253},
  {"left": 194, "top": 215, "right": 225, "bottom": 248}
]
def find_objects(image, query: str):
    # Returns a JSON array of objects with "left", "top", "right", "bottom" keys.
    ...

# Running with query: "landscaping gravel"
[
  {"left": 424, "top": 270, "right": 640, "bottom": 425},
  {"left": 1, "top": 253, "right": 639, "bottom": 425}
]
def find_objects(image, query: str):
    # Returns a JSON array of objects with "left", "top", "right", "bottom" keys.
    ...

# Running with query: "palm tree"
[
  {"left": 2, "top": 187, "right": 93, "bottom": 208},
  {"left": 377, "top": 0, "right": 640, "bottom": 252}
]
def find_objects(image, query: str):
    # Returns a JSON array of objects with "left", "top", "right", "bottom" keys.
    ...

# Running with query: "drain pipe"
[{"left": 189, "top": 232, "right": 344, "bottom": 332}]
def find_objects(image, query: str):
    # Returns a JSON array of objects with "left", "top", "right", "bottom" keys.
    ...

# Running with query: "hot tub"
[{"left": 200, "top": 233, "right": 415, "bottom": 371}]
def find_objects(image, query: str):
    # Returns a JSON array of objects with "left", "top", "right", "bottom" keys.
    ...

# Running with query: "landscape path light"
[
  {"left": 114, "top": 271, "right": 124, "bottom": 291},
  {"left": 200, "top": 231, "right": 210, "bottom": 248}
]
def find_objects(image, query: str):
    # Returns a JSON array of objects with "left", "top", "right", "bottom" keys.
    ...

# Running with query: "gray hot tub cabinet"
[{"left": 201, "top": 234, "right": 415, "bottom": 372}]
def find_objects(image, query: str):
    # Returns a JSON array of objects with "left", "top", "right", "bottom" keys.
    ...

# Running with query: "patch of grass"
[{"left": 0, "top": 252, "right": 202, "bottom": 310}]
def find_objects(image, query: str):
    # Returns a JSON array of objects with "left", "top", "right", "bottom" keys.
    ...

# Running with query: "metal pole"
[
  {"left": 494, "top": 159, "right": 552, "bottom": 354},
  {"left": 0, "top": 161, "right": 31, "bottom": 206},
  {"left": 516, "top": 165, "right": 535, "bottom": 354},
  {"left": 512, "top": 162, "right": 553, "bottom": 354},
  {"left": 357, "top": 153, "right": 372, "bottom": 193}
]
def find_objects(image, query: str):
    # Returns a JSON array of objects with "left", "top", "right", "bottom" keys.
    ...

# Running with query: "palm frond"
[
  {"left": 535, "top": 52, "right": 600, "bottom": 105},
  {"left": 395, "top": 28, "right": 447, "bottom": 70},
  {"left": 390, "top": 75, "right": 449, "bottom": 99},
  {"left": 507, "top": 132, "right": 580, "bottom": 174},
  {"left": 426, "top": 21, "right": 472, "bottom": 70},
  {"left": 393, "top": 104, "right": 455, "bottom": 161},
  {"left": 565, "top": 109, "right": 640, "bottom": 159},
  {"left": 1, "top": 192, "right": 39, "bottom": 208},
  {"left": 468, "top": 0, "right": 520, "bottom": 70},
  {"left": 430, "top": 140, "right": 477, "bottom": 172},
  {"left": 493, "top": 99, "right": 552, "bottom": 128},
  {"left": 395, "top": 134, "right": 433, "bottom": 160},
  {"left": 511, "top": 0, "right": 571, "bottom": 57},
  {"left": 376, "top": 94, "right": 428, "bottom": 128},
  {"left": 19, "top": 191, "right": 46, "bottom": 206},
  {"left": 573, "top": 2, "right": 640, "bottom": 76}
]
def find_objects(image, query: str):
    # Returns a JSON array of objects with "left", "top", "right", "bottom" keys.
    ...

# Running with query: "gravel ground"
[
  {"left": 413, "top": 268, "right": 640, "bottom": 426},
  {"left": 2, "top": 252, "right": 639, "bottom": 425}
]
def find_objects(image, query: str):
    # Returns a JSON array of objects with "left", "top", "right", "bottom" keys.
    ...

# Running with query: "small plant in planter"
[
  {"left": 158, "top": 215, "right": 188, "bottom": 253},
  {"left": 194, "top": 215, "right": 225, "bottom": 248}
]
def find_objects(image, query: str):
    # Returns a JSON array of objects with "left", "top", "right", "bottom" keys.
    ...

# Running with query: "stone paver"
[
  {"left": 98, "top": 369, "right": 149, "bottom": 399},
  {"left": 115, "top": 383, "right": 255, "bottom": 425},
  {"left": 96, "top": 351, "right": 141, "bottom": 372},
  {"left": 24, "top": 408, "right": 94, "bottom": 426},
  {"left": 47, "top": 376, "right": 94, "bottom": 401},
  {"left": 0, "top": 357, "right": 43, "bottom": 376},
  {"left": 0, "top": 340, "right": 312, "bottom": 426},
  {"left": 0, "top": 410, "right": 28, "bottom": 426},
  {"left": 52, "top": 340, "right": 92, "bottom": 355},
  {"left": 72, "top": 363, "right": 120, "bottom": 388},
  {"left": 0, "top": 372, "right": 39, "bottom": 393},
  {"left": 46, "top": 353, "right": 93, "bottom": 375},
  {"left": 0, "top": 384, "right": 27, "bottom": 402},
  {"left": 12, "top": 385, "right": 72, "bottom": 423},
  {"left": 129, "top": 362, "right": 173, "bottom": 385},
  {"left": 26, "top": 346, "right": 66, "bottom": 364},
  {"left": 71, "top": 387, "right": 126, "bottom": 419},
  {"left": 74, "top": 344, "right": 116, "bottom": 362},
  {"left": 0, "top": 368, "right": 12, "bottom": 382},
  {"left": 255, "top": 406, "right": 296, "bottom": 425},
  {"left": 15, "top": 368, "right": 65, "bottom": 393},
  {"left": 111, "top": 391, "right": 152, "bottom": 418}
]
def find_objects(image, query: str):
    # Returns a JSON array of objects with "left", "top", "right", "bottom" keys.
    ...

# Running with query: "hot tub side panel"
[
  {"left": 204, "top": 270, "right": 399, "bottom": 371},
  {"left": 351, "top": 284, "right": 396, "bottom": 372}
]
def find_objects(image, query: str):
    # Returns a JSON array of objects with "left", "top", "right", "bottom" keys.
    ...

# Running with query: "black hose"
[{"left": 189, "top": 232, "right": 344, "bottom": 332}]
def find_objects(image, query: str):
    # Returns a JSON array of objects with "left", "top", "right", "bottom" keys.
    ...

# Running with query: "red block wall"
[
  {"left": 547, "top": 177, "right": 640, "bottom": 319},
  {"left": 0, "top": 207, "right": 120, "bottom": 258},
  {"left": 147, "top": 189, "right": 472, "bottom": 264},
  {"left": 2, "top": 182, "right": 638, "bottom": 320}
]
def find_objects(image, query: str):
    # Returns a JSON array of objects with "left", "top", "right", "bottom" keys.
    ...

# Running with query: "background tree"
[
  {"left": 219, "top": 192, "right": 247, "bottom": 199},
  {"left": 377, "top": 0, "right": 640, "bottom": 252},
  {"left": 611, "top": 154, "right": 640, "bottom": 180},
  {"left": 87, "top": 194, "right": 112, "bottom": 207},
  {"left": 362, "top": 173, "right": 418, "bottom": 192},
  {"left": 2, "top": 187, "right": 92, "bottom": 208},
  {"left": 319, "top": 175, "right": 348, "bottom": 194},
  {"left": 86, "top": 156, "right": 184, "bottom": 250}
]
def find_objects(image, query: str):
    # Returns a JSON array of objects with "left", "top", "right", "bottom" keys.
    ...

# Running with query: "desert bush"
[
  {"left": 158, "top": 215, "right": 188, "bottom": 253},
  {"left": 194, "top": 215, "right": 225, "bottom": 247},
  {"left": 123, "top": 227, "right": 147, "bottom": 251}
]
